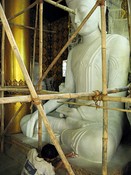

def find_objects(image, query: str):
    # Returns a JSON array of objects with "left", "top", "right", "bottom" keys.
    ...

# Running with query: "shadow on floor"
[{"left": 0, "top": 153, "right": 22, "bottom": 175}]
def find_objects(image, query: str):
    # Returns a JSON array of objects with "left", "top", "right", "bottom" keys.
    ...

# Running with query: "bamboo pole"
[
  {"left": 0, "top": 90, "right": 131, "bottom": 104},
  {"left": 31, "top": 3, "right": 39, "bottom": 115},
  {"left": 58, "top": 101, "right": 131, "bottom": 113},
  {"left": 1, "top": 103, "right": 26, "bottom": 136},
  {"left": 0, "top": 4, "right": 75, "bottom": 175},
  {"left": 37, "top": 0, "right": 100, "bottom": 87},
  {"left": 0, "top": 0, "right": 5, "bottom": 153},
  {"left": 44, "top": 0, "right": 75, "bottom": 14},
  {"left": 0, "top": 86, "right": 59, "bottom": 94},
  {"left": 32, "top": 3, "right": 39, "bottom": 84},
  {"left": 7, "top": 0, "right": 38, "bottom": 22},
  {"left": 100, "top": 1, "right": 108, "bottom": 174},
  {"left": 38, "top": 1, "right": 43, "bottom": 149},
  {"left": 9, "top": 22, "right": 56, "bottom": 33},
  {"left": 56, "top": 0, "right": 63, "bottom": 4},
  {"left": 0, "top": 85, "right": 129, "bottom": 94},
  {"left": 127, "top": 0, "right": 131, "bottom": 48}
]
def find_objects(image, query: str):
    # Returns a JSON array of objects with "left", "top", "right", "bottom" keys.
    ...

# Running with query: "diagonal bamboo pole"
[
  {"left": 44, "top": 0, "right": 75, "bottom": 14},
  {"left": 100, "top": 0, "right": 108, "bottom": 174},
  {"left": 56, "top": 0, "right": 63, "bottom": 4},
  {"left": 37, "top": 0, "right": 100, "bottom": 87},
  {"left": 0, "top": 4, "right": 75, "bottom": 175},
  {"left": 1, "top": 103, "right": 26, "bottom": 136},
  {"left": 7, "top": 0, "right": 38, "bottom": 22}
]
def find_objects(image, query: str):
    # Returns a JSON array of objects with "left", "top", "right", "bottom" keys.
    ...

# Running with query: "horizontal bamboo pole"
[
  {"left": 58, "top": 101, "right": 131, "bottom": 113},
  {"left": 44, "top": 0, "right": 75, "bottom": 14},
  {"left": 9, "top": 22, "right": 56, "bottom": 33},
  {"left": 0, "top": 86, "right": 129, "bottom": 94},
  {"left": 0, "top": 91, "right": 131, "bottom": 104},
  {"left": 0, "top": 86, "right": 58, "bottom": 94}
]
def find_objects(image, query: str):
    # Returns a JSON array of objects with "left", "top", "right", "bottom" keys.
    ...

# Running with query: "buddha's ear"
[{"left": 98, "top": 1, "right": 107, "bottom": 31}]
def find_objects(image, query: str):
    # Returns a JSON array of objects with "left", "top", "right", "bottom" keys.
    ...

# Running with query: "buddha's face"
[{"left": 67, "top": 0, "right": 100, "bottom": 36}]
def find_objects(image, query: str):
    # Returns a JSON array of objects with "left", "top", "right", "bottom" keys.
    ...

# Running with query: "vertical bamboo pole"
[
  {"left": 0, "top": 4, "right": 75, "bottom": 175},
  {"left": 30, "top": 3, "right": 38, "bottom": 116},
  {"left": 0, "top": 0, "right": 5, "bottom": 152},
  {"left": 127, "top": 0, "right": 131, "bottom": 50},
  {"left": 100, "top": 1, "right": 108, "bottom": 175},
  {"left": 38, "top": 1, "right": 43, "bottom": 149},
  {"left": 31, "top": 3, "right": 38, "bottom": 85}
]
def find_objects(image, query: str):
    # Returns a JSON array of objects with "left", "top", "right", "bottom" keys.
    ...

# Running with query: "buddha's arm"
[
  {"left": 107, "top": 35, "right": 130, "bottom": 125},
  {"left": 43, "top": 50, "right": 75, "bottom": 114},
  {"left": 108, "top": 36, "right": 130, "bottom": 97}
]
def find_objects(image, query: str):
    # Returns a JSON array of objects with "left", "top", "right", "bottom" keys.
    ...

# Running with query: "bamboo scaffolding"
[
  {"left": 0, "top": 89, "right": 131, "bottom": 104},
  {"left": 37, "top": 0, "right": 100, "bottom": 87},
  {"left": 100, "top": 1, "right": 108, "bottom": 174},
  {"left": 30, "top": 3, "right": 39, "bottom": 115},
  {"left": 32, "top": 3, "right": 38, "bottom": 84},
  {"left": 0, "top": 86, "right": 59, "bottom": 94},
  {"left": 44, "top": 0, "right": 75, "bottom": 14},
  {"left": 0, "top": 85, "right": 129, "bottom": 94},
  {"left": 56, "top": 0, "right": 63, "bottom": 4},
  {"left": 58, "top": 101, "right": 131, "bottom": 113},
  {"left": 38, "top": 1, "right": 43, "bottom": 149},
  {"left": 9, "top": 22, "right": 56, "bottom": 33},
  {"left": 1, "top": 94, "right": 131, "bottom": 139},
  {"left": 0, "top": 0, "right": 5, "bottom": 153},
  {"left": 0, "top": 0, "right": 131, "bottom": 175},
  {"left": 127, "top": 0, "right": 131, "bottom": 52},
  {"left": 0, "top": 0, "right": 131, "bottom": 173},
  {"left": 7, "top": 0, "right": 38, "bottom": 22},
  {"left": 0, "top": 4, "right": 75, "bottom": 175}
]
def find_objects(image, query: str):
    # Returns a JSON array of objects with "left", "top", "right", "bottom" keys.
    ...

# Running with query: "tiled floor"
[
  {"left": 0, "top": 153, "right": 22, "bottom": 175},
  {"left": 0, "top": 134, "right": 34, "bottom": 175}
]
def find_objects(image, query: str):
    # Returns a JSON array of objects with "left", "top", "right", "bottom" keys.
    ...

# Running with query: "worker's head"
[{"left": 41, "top": 143, "right": 58, "bottom": 161}]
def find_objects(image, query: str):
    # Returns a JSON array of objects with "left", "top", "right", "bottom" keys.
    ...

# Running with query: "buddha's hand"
[
  {"left": 56, "top": 106, "right": 81, "bottom": 119},
  {"left": 65, "top": 152, "right": 78, "bottom": 158}
]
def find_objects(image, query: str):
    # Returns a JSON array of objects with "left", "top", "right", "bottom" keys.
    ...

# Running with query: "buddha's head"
[{"left": 66, "top": 0, "right": 102, "bottom": 36}]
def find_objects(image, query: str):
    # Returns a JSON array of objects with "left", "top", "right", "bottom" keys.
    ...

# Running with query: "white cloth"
[{"left": 21, "top": 149, "right": 55, "bottom": 175}]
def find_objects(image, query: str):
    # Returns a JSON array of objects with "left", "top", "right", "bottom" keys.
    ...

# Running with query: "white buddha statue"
[{"left": 20, "top": 0, "right": 130, "bottom": 165}]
